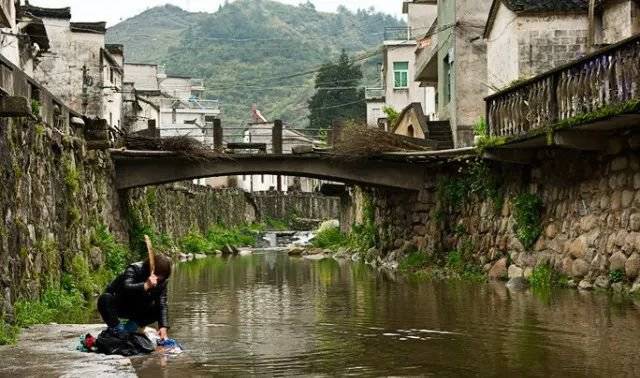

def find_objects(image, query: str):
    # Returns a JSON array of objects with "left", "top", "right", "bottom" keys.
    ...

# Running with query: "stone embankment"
[{"left": 355, "top": 146, "right": 640, "bottom": 294}]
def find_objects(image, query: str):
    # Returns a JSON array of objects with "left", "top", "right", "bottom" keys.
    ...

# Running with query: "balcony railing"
[
  {"left": 365, "top": 87, "right": 385, "bottom": 100},
  {"left": 486, "top": 34, "right": 640, "bottom": 138},
  {"left": 384, "top": 27, "right": 411, "bottom": 42},
  {"left": 159, "top": 98, "right": 220, "bottom": 112}
]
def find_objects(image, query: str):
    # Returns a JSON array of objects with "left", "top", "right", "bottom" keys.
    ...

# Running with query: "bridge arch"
[{"left": 111, "top": 151, "right": 426, "bottom": 191}]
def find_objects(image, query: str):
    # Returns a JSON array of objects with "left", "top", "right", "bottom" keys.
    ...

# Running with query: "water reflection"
[{"left": 134, "top": 252, "right": 640, "bottom": 376}]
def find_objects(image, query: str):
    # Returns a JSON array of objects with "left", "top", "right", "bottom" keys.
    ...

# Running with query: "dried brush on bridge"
[
  {"left": 122, "top": 135, "right": 228, "bottom": 160},
  {"left": 330, "top": 121, "right": 430, "bottom": 160}
]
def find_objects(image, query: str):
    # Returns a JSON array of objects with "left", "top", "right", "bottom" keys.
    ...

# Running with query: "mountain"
[{"left": 107, "top": 0, "right": 404, "bottom": 128}]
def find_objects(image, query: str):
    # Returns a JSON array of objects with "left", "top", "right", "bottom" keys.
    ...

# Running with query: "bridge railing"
[{"left": 134, "top": 119, "right": 326, "bottom": 155}]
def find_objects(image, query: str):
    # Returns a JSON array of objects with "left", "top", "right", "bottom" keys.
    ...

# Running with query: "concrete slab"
[{"left": 0, "top": 324, "right": 136, "bottom": 377}]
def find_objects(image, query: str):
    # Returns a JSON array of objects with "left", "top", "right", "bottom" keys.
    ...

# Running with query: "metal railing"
[
  {"left": 486, "top": 34, "right": 640, "bottom": 138},
  {"left": 365, "top": 87, "right": 385, "bottom": 100},
  {"left": 159, "top": 98, "right": 220, "bottom": 111},
  {"left": 384, "top": 27, "right": 411, "bottom": 42}
]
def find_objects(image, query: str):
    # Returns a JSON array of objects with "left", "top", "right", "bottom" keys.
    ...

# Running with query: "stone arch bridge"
[{"left": 110, "top": 150, "right": 427, "bottom": 191}]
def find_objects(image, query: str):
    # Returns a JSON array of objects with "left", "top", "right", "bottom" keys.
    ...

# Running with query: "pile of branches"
[
  {"left": 122, "top": 134, "right": 227, "bottom": 160},
  {"left": 330, "top": 122, "right": 430, "bottom": 160}
]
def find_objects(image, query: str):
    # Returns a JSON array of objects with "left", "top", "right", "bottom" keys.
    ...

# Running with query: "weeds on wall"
[
  {"left": 0, "top": 225, "right": 135, "bottom": 345},
  {"left": 473, "top": 117, "right": 507, "bottom": 152},
  {"left": 513, "top": 193, "right": 544, "bottom": 250},
  {"left": 528, "top": 265, "right": 568, "bottom": 290},
  {"left": 436, "top": 158, "right": 504, "bottom": 216},
  {"left": 609, "top": 269, "right": 625, "bottom": 284}
]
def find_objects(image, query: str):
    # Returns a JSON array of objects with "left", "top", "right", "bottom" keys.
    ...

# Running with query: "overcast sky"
[{"left": 28, "top": 0, "right": 404, "bottom": 26}]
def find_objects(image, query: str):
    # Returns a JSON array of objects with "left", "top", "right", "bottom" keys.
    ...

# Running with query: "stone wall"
[
  {"left": 251, "top": 191, "right": 339, "bottom": 221},
  {"left": 364, "top": 146, "right": 640, "bottom": 293},
  {"left": 0, "top": 114, "right": 123, "bottom": 317},
  {"left": 124, "top": 184, "right": 257, "bottom": 244}
]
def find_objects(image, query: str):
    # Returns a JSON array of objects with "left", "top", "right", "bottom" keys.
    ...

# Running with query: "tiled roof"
[
  {"left": 70, "top": 22, "right": 107, "bottom": 34},
  {"left": 484, "top": 0, "right": 597, "bottom": 38},
  {"left": 23, "top": 5, "right": 71, "bottom": 19},
  {"left": 500, "top": 0, "right": 592, "bottom": 13}
]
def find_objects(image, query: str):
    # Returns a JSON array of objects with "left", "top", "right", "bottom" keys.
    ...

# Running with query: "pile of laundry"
[{"left": 77, "top": 324, "right": 183, "bottom": 357}]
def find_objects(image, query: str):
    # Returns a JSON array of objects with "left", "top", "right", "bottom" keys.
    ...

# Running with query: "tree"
[{"left": 308, "top": 50, "right": 366, "bottom": 129}]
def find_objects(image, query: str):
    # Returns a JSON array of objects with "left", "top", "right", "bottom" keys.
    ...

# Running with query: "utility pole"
[
  {"left": 588, "top": 0, "right": 596, "bottom": 52},
  {"left": 81, "top": 65, "right": 89, "bottom": 114}
]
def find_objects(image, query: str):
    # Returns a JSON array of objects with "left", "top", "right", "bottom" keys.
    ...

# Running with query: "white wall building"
[
  {"left": 238, "top": 122, "right": 322, "bottom": 193},
  {"left": 365, "top": 0, "right": 437, "bottom": 129}
]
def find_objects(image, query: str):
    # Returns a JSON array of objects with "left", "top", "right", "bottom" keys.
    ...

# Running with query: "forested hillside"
[{"left": 107, "top": 0, "right": 403, "bottom": 127}]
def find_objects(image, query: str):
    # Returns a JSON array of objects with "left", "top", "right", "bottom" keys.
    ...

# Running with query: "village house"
[
  {"left": 414, "top": 0, "right": 492, "bottom": 147},
  {"left": 238, "top": 106, "right": 323, "bottom": 193},
  {"left": 365, "top": 0, "right": 437, "bottom": 130},
  {"left": 123, "top": 62, "right": 220, "bottom": 146},
  {"left": 484, "top": 0, "right": 640, "bottom": 92},
  {"left": 0, "top": 1, "right": 50, "bottom": 77},
  {"left": 24, "top": 5, "right": 122, "bottom": 128}
]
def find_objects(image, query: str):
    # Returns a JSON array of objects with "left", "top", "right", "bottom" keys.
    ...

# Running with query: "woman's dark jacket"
[{"left": 105, "top": 262, "right": 169, "bottom": 328}]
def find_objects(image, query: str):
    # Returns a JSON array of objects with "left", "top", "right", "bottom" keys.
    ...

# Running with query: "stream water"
[{"left": 132, "top": 246, "right": 640, "bottom": 376}]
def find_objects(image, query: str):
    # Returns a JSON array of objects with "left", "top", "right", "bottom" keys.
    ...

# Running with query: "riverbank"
[{"left": 0, "top": 324, "right": 136, "bottom": 377}]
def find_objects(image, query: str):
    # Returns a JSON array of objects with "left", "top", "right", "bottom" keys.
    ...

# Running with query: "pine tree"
[{"left": 308, "top": 50, "right": 366, "bottom": 129}]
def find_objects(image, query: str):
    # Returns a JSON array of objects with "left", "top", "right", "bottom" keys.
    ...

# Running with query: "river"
[{"left": 131, "top": 248, "right": 640, "bottom": 376}]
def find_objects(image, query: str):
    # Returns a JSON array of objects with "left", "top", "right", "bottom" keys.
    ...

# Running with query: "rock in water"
[
  {"left": 506, "top": 277, "right": 529, "bottom": 291},
  {"left": 288, "top": 246, "right": 305, "bottom": 256}
]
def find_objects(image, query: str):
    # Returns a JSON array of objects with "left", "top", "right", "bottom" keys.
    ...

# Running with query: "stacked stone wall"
[
  {"left": 0, "top": 115, "right": 123, "bottom": 317},
  {"left": 367, "top": 147, "right": 640, "bottom": 292},
  {"left": 251, "top": 191, "right": 339, "bottom": 221}
]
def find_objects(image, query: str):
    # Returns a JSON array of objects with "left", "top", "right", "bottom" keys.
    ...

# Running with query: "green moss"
[
  {"left": 62, "top": 156, "right": 80, "bottom": 195},
  {"left": 30, "top": 99, "right": 41, "bottom": 116},
  {"left": 145, "top": 188, "right": 157, "bottom": 207},
  {"left": 12, "top": 160, "right": 22, "bottom": 180},
  {"left": 554, "top": 99, "right": 640, "bottom": 130},
  {"left": 67, "top": 207, "right": 81, "bottom": 226},
  {"left": 513, "top": 193, "right": 543, "bottom": 250},
  {"left": 34, "top": 124, "right": 46, "bottom": 137}
]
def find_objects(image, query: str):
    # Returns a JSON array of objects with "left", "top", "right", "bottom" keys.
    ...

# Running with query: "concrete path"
[{"left": 0, "top": 324, "right": 136, "bottom": 377}]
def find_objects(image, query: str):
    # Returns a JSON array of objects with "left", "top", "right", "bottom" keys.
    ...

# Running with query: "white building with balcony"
[
  {"left": 365, "top": 1, "right": 437, "bottom": 130},
  {"left": 123, "top": 63, "right": 221, "bottom": 145}
]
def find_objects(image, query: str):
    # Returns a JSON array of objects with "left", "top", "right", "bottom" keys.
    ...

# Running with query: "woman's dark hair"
[{"left": 143, "top": 254, "right": 172, "bottom": 279}]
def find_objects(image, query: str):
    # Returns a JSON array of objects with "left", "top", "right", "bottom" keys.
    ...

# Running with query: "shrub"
[
  {"left": 609, "top": 269, "right": 625, "bottom": 283},
  {"left": 312, "top": 225, "right": 347, "bottom": 249},
  {"left": 92, "top": 224, "right": 129, "bottom": 274},
  {"left": 0, "top": 320, "right": 18, "bottom": 345},
  {"left": 14, "top": 288, "right": 87, "bottom": 328},
  {"left": 399, "top": 250, "right": 430, "bottom": 272},
  {"left": 513, "top": 193, "right": 543, "bottom": 250}
]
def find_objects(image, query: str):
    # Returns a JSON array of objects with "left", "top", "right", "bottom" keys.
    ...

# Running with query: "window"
[
  {"left": 407, "top": 125, "right": 415, "bottom": 138},
  {"left": 393, "top": 62, "right": 409, "bottom": 88},
  {"left": 110, "top": 68, "right": 114, "bottom": 84}
]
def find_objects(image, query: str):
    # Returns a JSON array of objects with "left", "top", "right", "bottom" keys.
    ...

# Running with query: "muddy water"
[{"left": 133, "top": 252, "right": 640, "bottom": 376}]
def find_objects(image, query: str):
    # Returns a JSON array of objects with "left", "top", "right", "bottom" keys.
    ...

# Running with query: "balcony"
[
  {"left": 384, "top": 27, "right": 412, "bottom": 42},
  {"left": 485, "top": 34, "right": 640, "bottom": 140},
  {"left": 159, "top": 98, "right": 221, "bottom": 114},
  {"left": 415, "top": 21, "right": 438, "bottom": 83},
  {"left": 365, "top": 87, "right": 385, "bottom": 101}
]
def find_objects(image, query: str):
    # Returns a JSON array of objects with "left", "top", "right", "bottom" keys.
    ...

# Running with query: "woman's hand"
[
  {"left": 144, "top": 274, "right": 158, "bottom": 291},
  {"left": 158, "top": 327, "right": 168, "bottom": 340}
]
